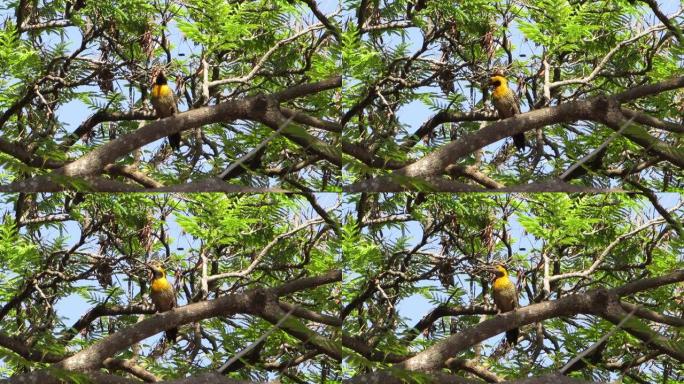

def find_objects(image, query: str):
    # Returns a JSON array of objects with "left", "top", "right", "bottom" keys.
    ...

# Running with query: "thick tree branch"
[
  {"left": 274, "top": 269, "right": 341, "bottom": 296},
  {"left": 344, "top": 76, "right": 684, "bottom": 191},
  {"left": 344, "top": 176, "right": 621, "bottom": 193},
  {"left": 0, "top": 175, "right": 144, "bottom": 192},
  {"left": 346, "top": 269, "right": 684, "bottom": 380},
  {"left": 60, "top": 304, "right": 153, "bottom": 342},
  {"left": 49, "top": 271, "right": 340, "bottom": 372},
  {"left": 401, "top": 110, "right": 497, "bottom": 150},
  {"left": 0, "top": 370, "right": 266, "bottom": 384},
  {"left": 394, "top": 99, "right": 596, "bottom": 178},
  {"left": 2, "top": 77, "right": 341, "bottom": 191},
  {"left": 271, "top": 76, "right": 341, "bottom": 102},
  {"left": 57, "top": 290, "right": 256, "bottom": 370},
  {"left": 0, "top": 332, "right": 64, "bottom": 363},
  {"left": 396, "top": 289, "right": 608, "bottom": 372}
]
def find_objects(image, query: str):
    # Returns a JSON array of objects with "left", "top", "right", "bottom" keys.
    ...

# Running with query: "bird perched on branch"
[
  {"left": 149, "top": 261, "right": 178, "bottom": 343},
  {"left": 150, "top": 72, "right": 181, "bottom": 150},
  {"left": 489, "top": 75, "right": 526, "bottom": 151},
  {"left": 488, "top": 264, "right": 519, "bottom": 345}
]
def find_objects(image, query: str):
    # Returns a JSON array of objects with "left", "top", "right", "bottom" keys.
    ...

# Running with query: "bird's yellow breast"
[
  {"left": 493, "top": 275, "right": 514, "bottom": 291},
  {"left": 151, "top": 277, "right": 172, "bottom": 293},
  {"left": 151, "top": 84, "right": 172, "bottom": 99},
  {"left": 492, "top": 83, "right": 511, "bottom": 99}
]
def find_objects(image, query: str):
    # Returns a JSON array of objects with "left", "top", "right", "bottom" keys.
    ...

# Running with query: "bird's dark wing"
[
  {"left": 171, "top": 286, "right": 177, "bottom": 308},
  {"left": 512, "top": 92, "right": 522, "bottom": 115}
]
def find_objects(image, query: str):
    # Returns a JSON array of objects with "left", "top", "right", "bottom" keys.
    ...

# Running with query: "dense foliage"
[
  {"left": 0, "top": 193, "right": 341, "bottom": 382},
  {"left": 0, "top": 0, "right": 340, "bottom": 191},
  {"left": 343, "top": 193, "right": 683, "bottom": 383},
  {"left": 342, "top": 0, "right": 684, "bottom": 192},
  {"left": 0, "top": 0, "right": 683, "bottom": 383}
]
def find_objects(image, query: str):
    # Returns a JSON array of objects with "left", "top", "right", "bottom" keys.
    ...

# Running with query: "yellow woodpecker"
[
  {"left": 149, "top": 262, "right": 178, "bottom": 342},
  {"left": 489, "top": 264, "right": 519, "bottom": 345},
  {"left": 150, "top": 72, "right": 181, "bottom": 150},
  {"left": 489, "top": 75, "right": 526, "bottom": 151}
]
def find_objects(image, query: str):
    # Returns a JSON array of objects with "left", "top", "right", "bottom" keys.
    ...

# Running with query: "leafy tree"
[
  {"left": 343, "top": 193, "right": 683, "bottom": 383},
  {"left": 1, "top": 1, "right": 684, "bottom": 384},
  {"left": 0, "top": 0, "right": 340, "bottom": 192},
  {"left": 0, "top": 193, "right": 341, "bottom": 383},
  {"left": 342, "top": 0, "right": 684, "bottom": 193}
]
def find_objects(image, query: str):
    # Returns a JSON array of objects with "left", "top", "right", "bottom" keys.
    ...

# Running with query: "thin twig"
[
  {"left": 548, "top": 22, "right": 673, "bottom": 90},
  {"left": 208, "top": 24, "right": 325, "bottom": 87},
  {"left": 559, "top": 305, "right": 638, "bottom": 374},
  {"left": 207, "top": 218, "right": 324, "bottom": 282},
  {"left": 560, "top": 114, "right": 634, "bottom": 180},
  {"left": 217, "top": 306, "right": 297, "bottom": 373},
  {"left": 218, "top": 114, "right": 296, "bottom": 179}
]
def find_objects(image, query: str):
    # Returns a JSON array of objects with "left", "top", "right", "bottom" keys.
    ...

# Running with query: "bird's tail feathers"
[
  {"left": 506, "top": 327, "right": 519, "bottom": 345},
  {"left": 165, "top": 327, "right": 178, "bottom": 343},
  {"left": 168, "top": 133, "right": 181, "bottom": 150},
  {"left": 513, "top": 133, "right": 526, "bottom": 151}
]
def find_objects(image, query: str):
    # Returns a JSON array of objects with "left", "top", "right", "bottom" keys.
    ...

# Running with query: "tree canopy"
[
  {"left": 3, "top": 192, "right": 682, "bottom": 383},
  {"left": 343, "top": 193, "right": 683, "bottom": 383},
  {"left": 0, "top": 193, "right": 341, "bottom": 383},
  {"left": 0, "top": 0, "right": 340, "bottom": 192},
  {"left": 0, "top": 0, "right": 683, "bottom": 384},
  {"left": 342, "top": 0, "right": 684, "bottom": 193}
]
